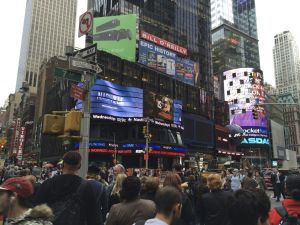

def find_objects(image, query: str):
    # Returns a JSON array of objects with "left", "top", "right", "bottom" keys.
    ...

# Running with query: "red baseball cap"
[{"left": 0, "top": 177, "right": 34, "bottom": 198}]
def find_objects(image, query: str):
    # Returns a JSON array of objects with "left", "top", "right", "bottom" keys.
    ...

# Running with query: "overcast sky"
[{"left": 0, "top": 0, "right": 299, "bottom": 106}]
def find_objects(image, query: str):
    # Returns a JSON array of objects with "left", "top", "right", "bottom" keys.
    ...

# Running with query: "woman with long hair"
[{"left": 108, "top": 173, "right": 127, "bottom": 211}]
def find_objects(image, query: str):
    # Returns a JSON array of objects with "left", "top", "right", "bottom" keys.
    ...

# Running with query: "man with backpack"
[
  {"left": 35, "top": 151, "right": 103, "bottom": 225},
  {"left": 269, "top": 175, "right": 300, "bottom": 225}
]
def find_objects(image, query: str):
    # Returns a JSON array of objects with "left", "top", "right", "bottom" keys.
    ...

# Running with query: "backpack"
[
  {"left": 50, "top": 180, "right": 88, "bottom": 225},
  {"left": 275, "top": 205, "right": 300, "bottom": 225}
]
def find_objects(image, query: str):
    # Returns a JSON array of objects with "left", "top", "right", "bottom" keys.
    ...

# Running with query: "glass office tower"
[
  {"left": 211, "top": 0, "right": 260, "bottom": 96},
  {"left": 88, "top": 0, "right": 212, "bottom": 89}
]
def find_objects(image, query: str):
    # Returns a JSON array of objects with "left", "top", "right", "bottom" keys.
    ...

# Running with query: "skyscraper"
[
  {"left": 273, "top": 31, "right": 300, "bottom": 101},
  {"left": 16, "top": 0, "right": 77, "bottom": 94},
  {"left": 211, "top": 0, "right": 260, "bottom": 92}
]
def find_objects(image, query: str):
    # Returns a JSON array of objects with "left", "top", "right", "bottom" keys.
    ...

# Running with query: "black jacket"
[
  {"left": 199, "top": 189, "right": 232, "bottom": 225},
  {"left": 35, "top": 174, "right": 104, "bottom": 225},
  {"left": 172, "top": 192, "right": 195, "bottom": 225}
]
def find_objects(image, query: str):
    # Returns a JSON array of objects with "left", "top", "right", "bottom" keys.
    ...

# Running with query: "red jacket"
[{"left": 269, "top": 199, "right": 300, "bottom": 225}]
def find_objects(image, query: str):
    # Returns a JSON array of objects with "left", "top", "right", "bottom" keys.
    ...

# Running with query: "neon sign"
[{"left": 241, "top": 138, "right": 270, "bottom": 145}]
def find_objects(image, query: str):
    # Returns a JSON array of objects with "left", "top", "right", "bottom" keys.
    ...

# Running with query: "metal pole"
[
  {"left": 113, "top": 132, "right": 117, "bottom": 163},
  {"left": 145, "top": 120, "right": 149, "bottom": 170},
  {"left": 78, "top": 72, "right": 90, "bottom": 178}
]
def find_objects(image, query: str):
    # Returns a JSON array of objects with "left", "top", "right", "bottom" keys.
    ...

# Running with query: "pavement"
[{"left": 266, "top": 190, "right": 283, "bottom": 208}]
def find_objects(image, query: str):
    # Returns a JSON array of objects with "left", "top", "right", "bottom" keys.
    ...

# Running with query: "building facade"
[
  {"left": 16, "top": 0, "right": 77, "bottom": 94},
  {"left": 273, "top": 31, "right": 300, "bottom": 101},
  {"left": 211, "top": 0, "right": 260, "bottom": 101},
  {"left": 88, "top": 0, "right": 212, "bottom": 90}
]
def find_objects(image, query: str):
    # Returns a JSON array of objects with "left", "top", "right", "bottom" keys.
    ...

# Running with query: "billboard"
[
  {"left": 90, "top": 80, "right": 143, "bottom": 117},
  {"left": 138, "top": 40, "right": 199, "bottom": 85},
  {"left": 144, "top": 91, "right": 182, "bottom": 124},
  {"left": 76, "top": 80, "right": 182, "bottom": 124},
  {"left": 224, "top": 68, "right": 268, "bottom": 144},
  {"left": 93, "top": 14, "right": 137, "bottom": 62}
]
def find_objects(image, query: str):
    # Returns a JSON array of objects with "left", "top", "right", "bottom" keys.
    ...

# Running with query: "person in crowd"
[
  {"left": 273, "top": 169, "right": 286, "bottom": 202},
  {"left": 141, "top": 177, "right": 160, "bottom": 202},
  {"left": 221, "top": 170, "right": 231, "bottom": 190},
  {"left": 35, "top": 151, "right": 103, "bottom": 225},
  {"left": 231, "top": 169, "right": 242, "bottom": 191},
  {"left": 136, "top": 186, "right": 183, "bottom": 225},
  {"left": 242, "top": 171, "right": 258, "bottom": 190},
  {"left": 32, "top": 165, "right": 42, "bottom": 179},
  {"left": 86, "top": 166, "right": 108, "bottom": 224},
  {"left": 195, "top": 176, "right": 209, "bottom": 224},
  {"left": 108, "top": 173, "right": 127, "bottom": 211},
  {"left": 163, "top": 173, "right": 195, "bottom": 225},
  {"left": 185, "top": 175, "right": 197, "bottom": 210},
  {"left": 269, "top": 175, "right": 300, "bottom": 225},
  {"left": 140, "top": 176, "right": 148, "bottom": 196},
  {"left": 228, "top": 189, "right": 270, "bottom": 225},
  {"left": 99, "top": 170, "right": 109, "bottom": 187},
  {"left": 0, "top": 177, "right": 53, "bottom": 225},
  {"left": 199, "top": 174, "right": 232, "bottom": 225},
  {"left": 107, "top": 164, "right": 126, "bottom": 196},
  {"left": 172, "top": 164, "right": 185, "bottom": 182},
  {"left": 255, "top": 171, "right": 267, "bottom": 191},
  {"left": 4, "top": 165, "right": 16, "bottom": 180},
  {"left": 106, "top": 176, "right": 156, "bottom": 225},
  {"left": 270, "top": 168, "right": 278, "bottom": 198}
]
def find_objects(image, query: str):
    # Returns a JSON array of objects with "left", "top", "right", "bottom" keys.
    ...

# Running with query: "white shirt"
[{"left": 133, "top": 218, "right": 168, "bottom": 225}]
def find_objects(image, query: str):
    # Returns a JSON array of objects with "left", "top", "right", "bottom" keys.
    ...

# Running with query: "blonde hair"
[
  {"left": 111, "top": 173, "right": 127, "bottom": 195},
  {"left": 207, "top": 174, "right": 222, "bottom": 190}
]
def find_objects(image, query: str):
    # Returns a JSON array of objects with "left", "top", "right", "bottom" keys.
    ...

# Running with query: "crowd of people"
[{"left": 0, "top": 150, "right": 299, "bottom": 225}]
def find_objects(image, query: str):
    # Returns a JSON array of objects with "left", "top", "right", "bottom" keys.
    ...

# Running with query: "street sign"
[
  {"left": 70, "top": 58, "right": 103, "bottom": 74},
  {"left": 74, "top": 44, "right": 97, "bottom": 59},
  {"left": 78, "top": 9, "right": 93, "bottom": 38},
  {"left": 70, "top": 83, "right": 85, "bottom": 100},
  {"left": 54, "top": 68, "right": 82, "bottom": 82}
]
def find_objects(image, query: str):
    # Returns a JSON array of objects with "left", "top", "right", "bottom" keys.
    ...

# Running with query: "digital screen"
[
  {"left": 272, "top": 160, "right": 278, "bottom": 167},
  {"left": 93, "top": 14, "right": 137, "bottom": 62},
  {"left": 76, "top": 80, "right": 182, "bottom": 124},
  {"left": 224, "top": 68, "right": 268, "bottom": 144},
  {"left": 90, "top": 79, "right": 143, "bottom": 117},
  {"left": 138, "top": 40, "right": 199, "bottom": 86},
  {"left": 144, "top": 91, "right": 182, "bottom": 123}
]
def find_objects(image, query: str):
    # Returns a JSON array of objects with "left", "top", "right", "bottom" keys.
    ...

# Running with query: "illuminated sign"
[
  {"left": 140, "top": 31, "right": 187, "bottom": 56},
  {"left": 90, "top": 114, "right": 184, "bottom": 130},
  {"left": 89, "top": 149, "right": 132, "bottom": 154},
  {"left": 224, "top": 68, "right": 268, "bottom": 144},
  {"left": 17, "top": 127, "right": 26, "bottom": 161},
  {"left": 241, "top": 137, "right": 270, "bottom": 145}
]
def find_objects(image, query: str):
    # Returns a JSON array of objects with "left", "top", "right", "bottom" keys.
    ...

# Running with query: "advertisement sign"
[
  {"left": 139, "top": 40, "right": 176, "bottom": 76},
  {"left": 224, "top": 68, "right": 268, "bottom": 144},
  {"left": 93, "top": 14, "right": 137, "bottom": 62},
  {"left": 138, "top": 40, "right": 199, "bottom": 85},
  {"left": 140, "top": 31, "right": 188, "bottom": 56},
  {"left": 176, "top": 57, "right": 198, "bottom": 85},
  {"left": 90, "top": 79, "right": 143, "bottom": 117},
  {"left": 144, "top": 91, "right": 182, "bottom": 123},
  {"left": 17, "top": 127, "right": 26, "bottom": 161}
]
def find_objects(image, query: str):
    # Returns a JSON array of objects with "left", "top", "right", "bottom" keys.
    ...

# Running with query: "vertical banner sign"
[
  {"left": 17, "top": 127, "right": 26, "bottom": 161},
  {"left": 12, "top": 118, "right": 21, "bottom": 155}
]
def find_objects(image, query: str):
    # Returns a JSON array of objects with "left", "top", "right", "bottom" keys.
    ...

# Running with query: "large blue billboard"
[
  {"left": 75, "top": 79, "right": 182, "bottom": 123},
  {"left": 138, "top": 40, "right": 199, "bottom": 86},
  {"left": 90, "top": 80, "right": 143, "bottom": 117}
]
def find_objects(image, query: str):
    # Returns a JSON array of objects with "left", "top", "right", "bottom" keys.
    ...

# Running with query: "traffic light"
[
  {"left": 252, "top": 108, "right": 258, "bottom": 120},
  {"left": 64, "top": 111, "right": 82, "bottom": 132},
  {"left": 43, "top": 114, "right": 65, "bottom": 134},
  {"left": 142, "top": 126, "right": 148, "bottom": 135}
]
